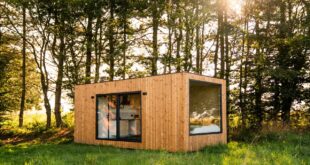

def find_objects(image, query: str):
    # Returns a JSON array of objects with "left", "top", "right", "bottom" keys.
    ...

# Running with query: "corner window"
[
  {"left": 96, "top": 92, "right": 142, "bottom": 142},
  {"left": 189, "top": 80, "right": 222, "bottom": 135}
]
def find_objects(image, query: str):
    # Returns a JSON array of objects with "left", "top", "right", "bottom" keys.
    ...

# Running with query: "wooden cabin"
[{"left": 74, "top": 72, "right": 227, "bottom": 152}]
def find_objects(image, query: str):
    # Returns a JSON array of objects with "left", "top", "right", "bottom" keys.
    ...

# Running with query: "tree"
[
  {"left": 19, "top": 2, "right": 26, "bottom": 127},
  {"left": 0, "top": 15, "right": 41, "bottom": 124}
]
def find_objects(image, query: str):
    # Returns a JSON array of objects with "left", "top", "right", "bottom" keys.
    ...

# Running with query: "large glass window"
[
  {"left": 96, "top": 92, "right": 141, "bottom": 142},
  {"left": 189, "top": 80, "right": 222, "bottom": 135}
]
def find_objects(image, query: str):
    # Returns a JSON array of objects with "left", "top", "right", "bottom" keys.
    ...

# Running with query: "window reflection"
[
  {"left": 97, "top": 95, "right": 117, "bottom": 139},
  {"left": 119, "top": 94, "right": 141, "bottom": 140},
  {"left": 97, "top": 93, "right": 141, "bottom": 141},
  {"left": 189, "top": 80, "right": 221, "bottom": 134}
]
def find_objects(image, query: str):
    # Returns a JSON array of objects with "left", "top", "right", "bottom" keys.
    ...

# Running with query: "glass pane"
[
  {"left": 107, "top": 95, "right": 117, "bottom": 139},
  {"left": 189, "top": 80, "right": 221, "bottom": 134},
  {"left": 97, "top": 95, "right": 117, "bottom": 139},
  {"left": 97, "top": 96, "right": 109, "bottom": 138},
  {"left": 119, "top": 93, "right": 141, "bottom": 141}
]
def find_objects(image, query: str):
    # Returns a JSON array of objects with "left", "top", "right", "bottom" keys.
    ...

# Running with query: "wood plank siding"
[{"left": 74, "top": 72, "right": 227, "bottom": 152}]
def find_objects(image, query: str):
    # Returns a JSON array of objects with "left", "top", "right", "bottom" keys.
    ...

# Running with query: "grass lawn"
[{"left": 0, "top": 132, "right": 309, "bottom": 165}]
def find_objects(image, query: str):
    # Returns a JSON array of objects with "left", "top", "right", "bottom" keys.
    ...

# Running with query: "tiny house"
[{"left": 74, "top": 72, "right": 227, "bottom": 152}]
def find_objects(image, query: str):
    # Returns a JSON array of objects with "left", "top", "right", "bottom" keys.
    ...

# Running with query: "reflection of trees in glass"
[
  {"left": 97, "top": 95, "right": 117, "bottom": 139},
  {"left": 97, "top": 93, "right": 141, "bottom": 140},
  {"left": 119, "top": 94, "right": 141, "bottom": 138},
  {"left": 190, "top": 81, "right": 221, "bottom": 134}
]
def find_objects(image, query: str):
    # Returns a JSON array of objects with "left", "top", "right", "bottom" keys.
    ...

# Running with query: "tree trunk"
[
  {"left": 85, "top": 12, "right": 93, "bottom": 84},
  {"left": 195, "top": 0, "right": 200, "bottom": 73},
  {"left": 167, "top": 1, "right": 173, "bottom": 74},
  {"left": 199, "top": 23, "right": 205, "bottom": 75},
  {"left": 218, "top": 0, "right": 225, "bottom": 79},
  {"left": 243, "top": 19, "right": 250, "bottom": 128},
  {"left": 239, "top": 17, "right": 247, "bottom": 129},
  {"left": 254, "top": 18, "right": 263, "bottom": 129},
  {"left": 224, "top": 9, "right": 230, "bottom": 116},
  {"left": 19, "top": 5, "right": 26, "bottom": 127},
  {"left": 54, "top": 14, "right": 66, "bottom": 127},
  {"left": 42, "top": 51, "right": 52, "bottom": 129},
  {"left": 122, "top": 1, "right": 127, "bottom": 79},
  {"left": 108, "top": 0, "right": 115, "bottom": 80},
  {"left": 122, "top": 19, "right": 127, "bottom": 79},
  {"left": 151, "top": 0, "right": 159, "bottom": 75},
  {"left": 41, "top": 73, "right": 51, "bottom": 129},
  {"left": 175, "top": 3, "right": 182, "bottom": 73},
  {"left": 94, "top": 15, "right": 103, "bottom": 83},
  {"left": 278, "top": 0, "right": 292, "bottom": 126},
  {"left": 184, "top": 14, "right": 191, "bottom": 72},
  {"left": 214, "top": 31, "right": 219, "bottom": 77}
]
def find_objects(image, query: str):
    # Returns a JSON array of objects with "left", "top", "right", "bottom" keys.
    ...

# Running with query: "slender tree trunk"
[
  {"left": 54, "top": 14, "right": 66, "bottom": 127},
  {"left": 167, "top": 26, "right": 172, "bottom": 74},
  {"left": 218, "top": 0, "right": 225, "bottom": 79},
  {"left": 94, "top": 15, "right": 102, "bottom": 83},
  {"left": 278, "top": 0, "right": 292, "bottom": 125},
  {"left": 108, "top": 0, "right": 115, "bottom": 80},
  {"left": 167, "top": 1, "right": 173, "bottom": 74},
  {"left": 184, "top": 15, "right": 190, "bottom": 72},
  {"left": 176, "top": 28, "right": 182, "bottom": 72},
  {"left": 85, "top": 12, "right": 93, "bottom": 84},
  {"left": 19, "top": 5, "right": 26, "bottom": 127},
  {"left": 239, "top": 48, "right": 244, "bottom": 128},
  {"left": 175, "top": 3, "right": 182, "bottom": 73},
  {"left": 41, "top": 73, "right": 51, "bottom": 128},
  {"left": 43, "top": 47, "right": 52, "bottom": 128},
  {"left": 243, "top": 19, "right": 250, "bottom": 128},
  {"left": 224, "top": 9, "right": 230, "bottom": 115},
  {"left": 254, "top": 18, "right": 263, "bottom": 129},
  {"left": 199, "top": 23, "right": 205, "bottom": 75},
  {"left": 214, "top": 31, "right": 219, "bottom": 77},
  {"left": 40, "top": 34, "right": 52, "bottom": 129},
  {"left": 195, "top": 0, "right": 200, "bottom": 73},
  {"left": 122, "top": 14, "right": 127, "bottom": 79},
  {"left": 151, "top": 0, "right": 159, "bottom": 75},
  {"left": 239, "top": 18, "right": 247, "bottom": 129},
  {"left": 119, "top": 0, "right": 128, "bottom": 79}
]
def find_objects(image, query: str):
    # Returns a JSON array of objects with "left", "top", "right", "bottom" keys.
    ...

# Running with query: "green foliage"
[
  {"left": 0, "top": 132, "right": 309, "bottom": 164},
  {"left": 62, "top": 112, "right": 74, "bottom": 129},
  {"left": 0, "top": 32, "right": 41, "bottom": 125},
  {"left": 1, "top": 110, "right": 75, "bottom": 132},
  {"left": 1, "top": 0, "right": 309, "bottom": 130}
]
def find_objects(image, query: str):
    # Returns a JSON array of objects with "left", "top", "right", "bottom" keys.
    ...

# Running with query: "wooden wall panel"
[
  {"left": 74, "top": 72, "right": 226, "bottom": 152},
  {"left": 184, "top": 73, "right": 227, "bottom": 151}
]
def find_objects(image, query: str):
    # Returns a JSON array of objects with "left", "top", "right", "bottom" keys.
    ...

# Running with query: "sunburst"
[{"left": 227, "top": 0, "right": 244, "bottom": 15}]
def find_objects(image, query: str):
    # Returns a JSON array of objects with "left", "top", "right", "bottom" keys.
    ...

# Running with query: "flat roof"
[{"left": 76, "top": 72, "right": 225, "bottom": 86}]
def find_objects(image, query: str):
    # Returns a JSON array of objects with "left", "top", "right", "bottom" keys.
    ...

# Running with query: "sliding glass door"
[
  {"left": 97, "top": 95, "right": 117, "bottom": 139},
  {"left": 119, "top": 94, "right": 141, "bottom": 140},
  {"left": 96, "top": 92, "right": 141, "bottom": 142}
]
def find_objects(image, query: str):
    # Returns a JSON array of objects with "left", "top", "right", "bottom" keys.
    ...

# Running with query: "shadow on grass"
[{"left": 0, "top": 127, "right": 73, "bottom": 146}]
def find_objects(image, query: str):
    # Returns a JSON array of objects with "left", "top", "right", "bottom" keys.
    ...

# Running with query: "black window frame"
[
  {"left": 188, "top": 79, "right": 223, "bottom": 136},
  {"left": 96, "top": 91, "right": 142, "bottom": 142}
]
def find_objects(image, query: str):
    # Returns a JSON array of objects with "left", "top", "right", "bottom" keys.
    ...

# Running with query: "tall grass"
[
  {"left": 0, "top": 131, "right": 309, "bottom": 165},
  {"left": 1, "top": 110, "right": 74, "bottom": 131},
  {"left": 0, "top": 111, "right": 74, "bottom": 146}
]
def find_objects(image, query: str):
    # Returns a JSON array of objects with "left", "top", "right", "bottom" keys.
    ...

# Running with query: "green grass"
[
  {"left": 0, "top": 111, "right": 73, "bottom": 146},
  {"left": 0, "top": 132, "right": 309, "bottom": 165},
  {"left": 1, "top": 110, "right": 74, "bottom": 131}
]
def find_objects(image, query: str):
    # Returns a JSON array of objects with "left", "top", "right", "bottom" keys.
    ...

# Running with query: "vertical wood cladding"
[{"left": 74, "top": 72, "right": 227, "bottom": 152}]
